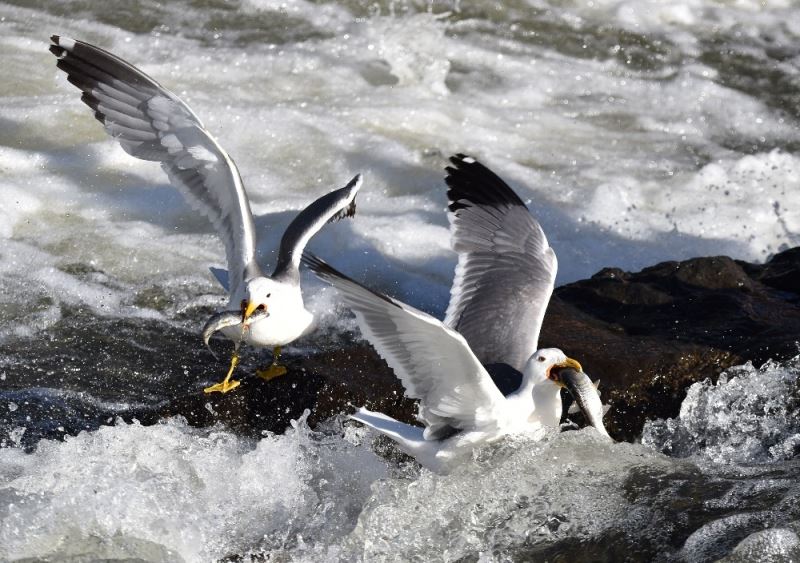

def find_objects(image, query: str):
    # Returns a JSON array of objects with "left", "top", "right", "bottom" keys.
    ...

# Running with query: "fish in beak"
[
  {"left": 204, "top": 307, "right": 270, "bottom": 357},
  {"left": 559, "top": 367, "right": 611, "bottom": 438},
  {"left": 242, "top": 300, "right": 257, "bottom": 323},
  {"left": 548, "top": 357, "right": 583, "bottom": 387}
]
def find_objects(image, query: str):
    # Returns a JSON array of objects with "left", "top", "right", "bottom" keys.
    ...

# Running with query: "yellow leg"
[
  {"left": 256, "top": 346, "right": 288, "bottom": 381},
  {"left": 204, "top": 352, "right": 241, "bottom": 394}
]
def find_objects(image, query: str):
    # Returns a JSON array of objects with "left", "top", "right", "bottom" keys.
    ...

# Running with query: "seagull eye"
[
  {"left": 266, "top": 293, "right": 271, "bottom": 298},
  {"left": 538, "top": 356, "right": 546, "bottom": 362}
]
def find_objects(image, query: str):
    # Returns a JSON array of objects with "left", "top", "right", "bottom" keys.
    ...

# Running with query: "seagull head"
[
  {"left": 523, "top": 348, "right": 583, "bottom": 388},
  {"left": 240, "top": 277, "right": 285, "bottom": 323},
  {"left": 522, "top": 348, "right": 583, "bottom": 428}
]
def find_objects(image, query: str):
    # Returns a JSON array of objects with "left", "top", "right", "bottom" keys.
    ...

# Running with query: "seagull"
[
  {"left": 49, "top": 35, "right": 362, "bottom": 393},
  {"left": 302, "top": 154, "right": 588, "bottom": 472}
]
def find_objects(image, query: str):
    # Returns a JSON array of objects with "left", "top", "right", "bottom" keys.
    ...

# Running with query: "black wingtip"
[
  {"left": 344, "top": 199, "right": 357, "bottom": 219},
  {"left": 300, "top": 252, "right": 343, "bottom": 284},
  {"left": 342, "top": 173, "right": 362, "bottom": 196},
  {"left": 300, "top": 251, "right": 326, "bottom": 273},
  {"left": 80, "top": 91, "right": 100, "bottom": 111},
  {"left": 329, "top": 198, "right": 356, "bottom": 223},
  {"left": 444, "top": 152, "right": 527, "bottom": 213},
  {"left": 51, "top": 34, "right": 60, "bottom": 44},
  {"left": 328, "top": 173, "right": 361, "bottom": 224},
  {"left": 450, "top": 153, "right": 473, "bottom": 165}
]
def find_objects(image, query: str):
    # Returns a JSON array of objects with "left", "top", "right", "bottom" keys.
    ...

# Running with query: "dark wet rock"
[
  {"left": 745, "top": 246, "right": 800, "bottom": 295},
  {"left": 161, "top": 344, "right": 415, "bottom": 438},
  {"left": 2, "top": 248, "right": 798, "bottom": 447},
  {"left": 0, "top": 308, "right": 414, "bottom": 444},
  {"left": 542, "top": 248, "right": 800, "bottom": 441}
]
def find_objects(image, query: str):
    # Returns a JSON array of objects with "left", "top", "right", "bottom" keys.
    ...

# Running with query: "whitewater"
[{"left": 1, "top": 0, "right": 799, "bottom": 561}]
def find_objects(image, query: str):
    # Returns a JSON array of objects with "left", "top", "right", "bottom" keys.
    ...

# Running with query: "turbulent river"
[{"left": 1, "top": 0, "right": 799, "bottom": 561}]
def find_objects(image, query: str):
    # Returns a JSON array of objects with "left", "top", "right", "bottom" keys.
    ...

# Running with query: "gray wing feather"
[
  {"left": 209, "top": 267, "right": 230, "bottom": 291},
  {"left": 302, "top": 253, "right": 507, "bottom": 439},
  {"left": 50, "top": 36, "right": 260, "bottom": 295},
  {"left": 272, "top": 174, "right": 361, "bottom": 283},
  {"left": 443, "top": 154, "right": 557, "bottom": 372}
]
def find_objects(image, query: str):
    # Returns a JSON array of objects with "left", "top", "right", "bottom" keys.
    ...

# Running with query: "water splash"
[
  {"left": 0, "top": 414, "right": 387, "bottom": 561},
  {"left": 642, "top": 356, "right": 800, "bottom": 464}
]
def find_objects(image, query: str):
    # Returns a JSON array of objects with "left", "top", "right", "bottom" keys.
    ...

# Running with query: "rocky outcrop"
[
  {"left": 189, "top": 248, "right": 800, "bottom": 442},
  {"left": 3, "top": 249, "right": 798, "bottom": 447},
  {"left": 542, "top": 248, "right": 800, "bottom": 440}
]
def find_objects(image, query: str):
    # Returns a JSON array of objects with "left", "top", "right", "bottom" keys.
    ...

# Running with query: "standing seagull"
[
  {"left": 50, "top": 36, "right": 362, "bottom": 393},
  {"left": 303, "top": 155, "right": 595, "bottom": 472}
]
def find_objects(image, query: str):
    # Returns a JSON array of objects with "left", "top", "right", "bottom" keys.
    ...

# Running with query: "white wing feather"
[
  {"left": 50, "top": 36, "right": 260, "bottom": 296},
  {"left": 444, "top": 154, "right": 557, "bottom": 372},
  {"left": 303, "top": 254, "right": 508, "bottom": 438}
]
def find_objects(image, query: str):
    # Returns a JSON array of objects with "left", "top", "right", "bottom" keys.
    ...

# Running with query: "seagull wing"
[
  {"left": 272, "top": 174, "right": 361, "bottom": 284},
  {"left": 302, "top": 253, "right": 507, "bottom": 439},
  {"left": 443, "top": 154, "right": 557, "bottom": 372},
  {"left": 50, "top": 36, "right": 260, "bottom": 295}
]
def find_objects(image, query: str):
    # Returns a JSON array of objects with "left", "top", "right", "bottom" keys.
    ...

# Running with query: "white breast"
[{"left": 242, "top": 306, "right": 314, "bottom": 347}]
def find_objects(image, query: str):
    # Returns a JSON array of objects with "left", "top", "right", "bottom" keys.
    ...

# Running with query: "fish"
[
  {"left": 560, "top": 368, "right": 611, "bottom": 438},
  {"left": 201, "top": 309, "right": 270, "bottom": 357}
]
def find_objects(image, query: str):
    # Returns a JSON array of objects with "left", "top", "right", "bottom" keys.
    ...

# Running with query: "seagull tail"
[{"left": 350, "top": 407, "right": 427, "bottom": 454}]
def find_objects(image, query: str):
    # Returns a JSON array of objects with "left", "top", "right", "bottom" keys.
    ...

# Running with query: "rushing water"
[
  {"left": 1, "top": 359, "right": 799, "bottom": 561},
  {"left": 1, "top": 0, "right": 799, "bottom": 561}
]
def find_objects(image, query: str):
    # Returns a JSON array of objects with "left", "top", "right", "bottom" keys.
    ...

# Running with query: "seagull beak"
[
  {"left": 560, "top": 357, "right": 583, "bottom": 372},
  {"left": 242, "top": 300, "right": 259, "bottom": 323},
  {"left": 549, "top": 357, "right": 583, "bottom": 387}
]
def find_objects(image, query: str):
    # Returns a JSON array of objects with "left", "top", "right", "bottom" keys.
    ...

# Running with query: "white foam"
[
  {"left": 642, "top": 356, "right": 800, "bottom": 464},
  {"left": 0, "top": 415, "right": 667, "bottom": 561},
  {"left": 1, "top": 3, "right": 798, "bottom": 339},
  {"left": 1, "top": 364, "right": 798, "bottom": 560},
  {"left": 0, "top": 416, "right": 387, "bottom": 561}
]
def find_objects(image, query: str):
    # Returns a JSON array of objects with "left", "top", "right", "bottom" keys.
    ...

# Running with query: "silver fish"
[
  {"left": 560, "top": 368, "right": 611, "bottom": 438},
  {"left": 201, "top": 309, "right": 270, "bottom": 357}
]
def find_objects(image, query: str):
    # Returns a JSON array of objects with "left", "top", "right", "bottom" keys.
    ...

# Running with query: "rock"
[
  {"left": 180, "top": 248, "right": 800, "bottom": 443},
  {"left": 3, "top": 248, "right": 798, "bottom": 446},
  {"left": 746, "top": 246, "right": 800, "bottom": 294},
  {"left": 161, "top": 344, "right": 415, "bottom": 438},
  {"left": 542, "top": 248, "right": 800, "bottom": 441}
]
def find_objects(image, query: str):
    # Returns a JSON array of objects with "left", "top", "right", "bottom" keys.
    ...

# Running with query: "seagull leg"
[
  {"left": 204, "top": 351, "right": 241, "bottom": 394},
  {"left": 256, "top": 346, "right": 288, "bottom": 381}
]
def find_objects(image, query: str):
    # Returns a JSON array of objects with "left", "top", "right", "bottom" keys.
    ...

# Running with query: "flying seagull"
[
  {"left": 50, "top": 35, "right": 362, "bottom": 393},
  {"left": 302, "top": 154, "right": 601, "bottom": 471}
]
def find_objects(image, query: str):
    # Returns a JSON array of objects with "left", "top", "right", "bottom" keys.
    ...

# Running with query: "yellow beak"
[
  {"left": 549, "top": 357, "right": 583, "bottom": 387},
  {"left": 558, "top": 357, "right": 583, "bottom": 372},
  {"left": 242, "top": 300, "right": 259, "bottom": 322}
]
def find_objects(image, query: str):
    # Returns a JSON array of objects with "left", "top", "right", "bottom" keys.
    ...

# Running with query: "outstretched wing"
[
  {"left": 444, "top": 154, "right": 557, "bottom": 372},
  {"left": 302, "top": 253, "right": 507, "bottom": 439},
  {"left": 50, "top": 35, "right": 261, "bottom": 296},
  {"left": 272, "top": 174, "right": 361, "bottom": 284}
]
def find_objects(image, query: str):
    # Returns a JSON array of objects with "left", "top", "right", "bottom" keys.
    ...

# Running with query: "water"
[
  {"left": 2, "top": 360, "right": 799, "bottom": 561},
  {"left": 1, "top": 0, "right": 799, "bottom": 561}
]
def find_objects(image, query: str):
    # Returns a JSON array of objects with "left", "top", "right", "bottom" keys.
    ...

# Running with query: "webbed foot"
[
  {"left": 203, "top": 351, "right": 241, "bottom": 394},
  {"left": 255, "top": 346, "right": 287, "bottom": 381},
  {"left": 203, "top": 378, "right": 241, "bottom": 394},
  {"left": 256, "top": 364, "right": 287, "bottom": 381}
]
